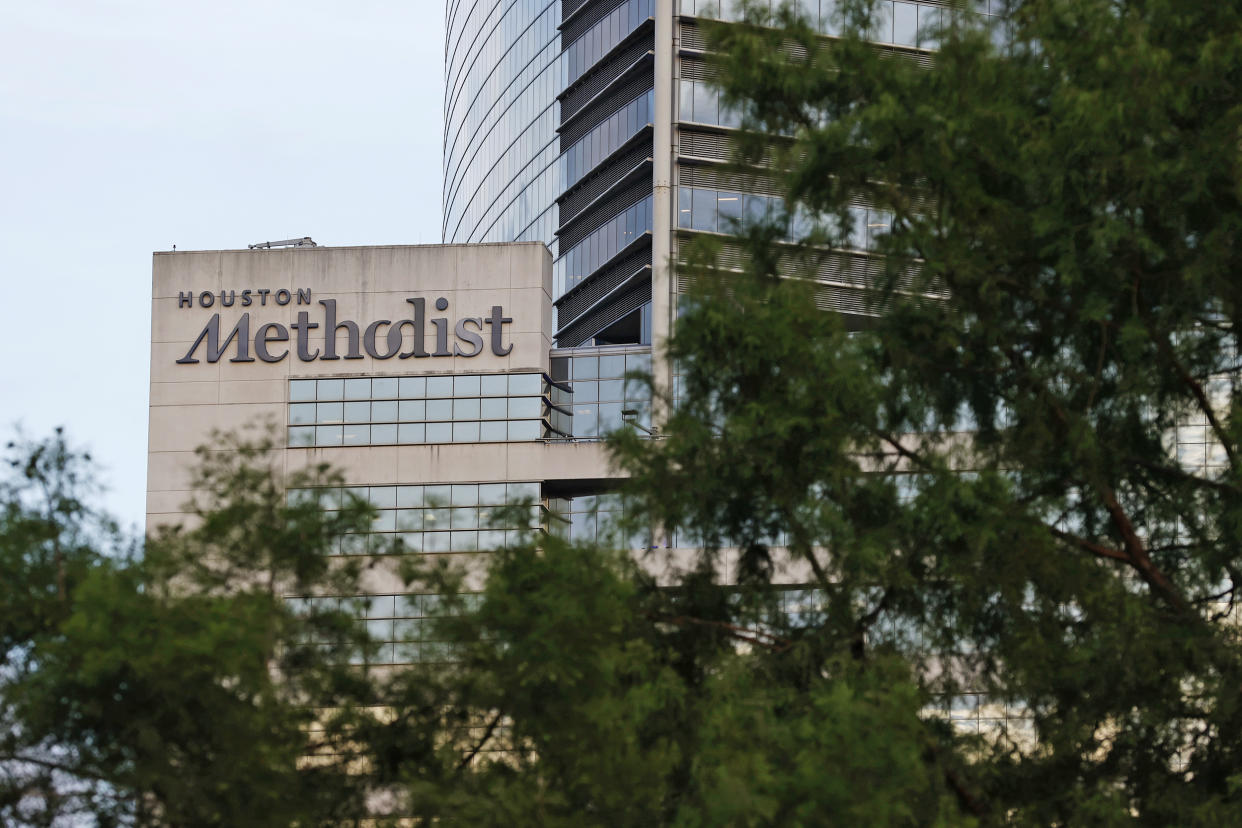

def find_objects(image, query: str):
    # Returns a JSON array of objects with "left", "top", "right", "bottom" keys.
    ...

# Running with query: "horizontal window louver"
[
  {"left": 557, "top": 272, "right": 653, "bottom": 347},
  {"left": 678, "top": 130, "right": 731, "bottom": 161},
  {"left": 559, "top": 176, "right": 654, "bottom": 249},
  {"left": 677, "top": 164, "right": 782, "bottom": 197},
  {"left": 561, "top": 33, "right": 654, "bottom": 120},
  {"left": 559, "top": 144, "right": 653, "bottom": 222},
  {"left": 676, "top": 238, "right": 929, "bottom": 298},
  {"left": 680, "top": 57, "right": 712, "bottom": 81},
  {"left": 679, "top": 21, "right": 708, "bottom": 51},
  {"left": 560, "top": 72, "right": 655, "bottom": 146},
  {"left": 556, "top": 241, "right": 652, "bottom": 322},
  {"left": 563, "top": 0, "right": 627, "bottom": 42}
]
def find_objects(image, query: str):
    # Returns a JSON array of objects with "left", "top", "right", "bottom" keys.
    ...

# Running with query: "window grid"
[
  {"left": 288, "top": 373, "right": 555, "bottom": 448},
  {"left": 286, "top": 592, "right": 482, "bottom": 666},
  {"left": 679, "top": 0, "right": 1002, "bottom": 51},
  {"left": 677, "top": 186, "right": 893, "bottom": 251},
  {"left": 287, "top": 482, "right": 545, "bottom": 557}
]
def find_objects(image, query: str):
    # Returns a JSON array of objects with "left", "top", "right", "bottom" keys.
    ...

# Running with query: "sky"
[{"left": 0, "top": 1, "right": 445, "bottom": 533}]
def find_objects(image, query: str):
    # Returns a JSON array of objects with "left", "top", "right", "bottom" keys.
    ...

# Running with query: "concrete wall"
[{"left": 147, "top": 243, "right": 614, "bottom": 533}]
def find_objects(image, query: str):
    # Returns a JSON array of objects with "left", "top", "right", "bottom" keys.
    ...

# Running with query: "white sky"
[{"left": 0, "top": 1, "right": 445, "bottom": 533}]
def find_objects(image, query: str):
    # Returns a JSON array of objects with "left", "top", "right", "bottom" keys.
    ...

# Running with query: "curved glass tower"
[
  {"left": 443, "top": 0, "right": 562, "bottom": 250},
  {"left": 444, "top": 0, "right": 657, "bottom": 348}
]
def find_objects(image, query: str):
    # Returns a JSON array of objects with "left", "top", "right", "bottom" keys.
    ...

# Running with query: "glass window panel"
[
  {"left": 369, "top": 486, "right": 397, "bottom": 508},
  {"left": 626, "top": 352, "right": 652, "bottom": 375},
  {"left": 398, "top": 423, "right": 425, "bottom": 444},
  {"left": 598, "top": 354, "right": 625, "bottom": 378},
  {"left": 507, "top": 481, "right": 540, "bottom": 502},
  {"left": 679, "top": 80, "right": 694, "bottom": 122},
  {"left": 288, "top": 426, "right": 315, "bottom": 447},
  {"left": 508, "top": 420, "right": 542, "bottom": 441},
  {"left": 598, "top": 379, "right": 625, "bottom": 401},
  {"left": 399, "top": 400, "right": 426, "bottom": 421},
  {"left": 424, "top": 508, "right": 450, "bottom": 534},
  {"left": 370, "top": 397, "right": 394, "bottom": 422},
  {"left": 692, "top": 81, "right": 716, "bottom": 124},
  {"left": 317, "top": 402, "right": 343, "bottom": 424},
  {"left": 508, "top": 396, "right": 543, "bottom": 418},
  {"left": 424, "top": 485, "right": 451, "bottom": 506},
  {"left": 427, "top": 399, "right": 453, "bottom": 421},
  {"left": 822, "top": 0, "right": 842, "bottom": 34},
  {"left": 574, "top": 405, "right": 598, "bottom": 437},
  {"left": 872, "top": 0, "right": 895, "bottom": 41},
  {"left": 868, "top": 209, "right": 892, "bottom": 249},
  {"left": 451, "top": 531, "right": 479, "bottom": 552},
  {"left": 372, "top": 509, "right": 396, "bottom": 532},
  {"left": 290, "top": 379, "right": 316, "bottom": 402},
  {"left": 454, "top": 375, "right": 481, "bottom": 396},
  {"left": 343, "top": 424, "right": 369, "bottom": 445},
  {"left": 395, "top": 617, "right": 424, "bottom": 640},
  {"left": 918, "top": 5, "right": 941, "bottom": 49},
  {"left": 479, "top": 529, "right": 506, "bottom": 551},
  {"left": 480, "top": 420, "right": 508, "bottom": 441},
  {"left": 397, "top": 532, "right": 422, "bottom": 553},
  {"left": 367, "top": 595, "right": 396, "bottom": 618},
  {"left": 509, "top": 373, "right": 542, "bottom": 395},
  {"left": 344, "top": 401, "right": 370, "bottom": 423},
  {"left": 344, "top": 378, "right": 371, "bottom": 400},
  {"left": 396, "top": 509, "right": 423, "bottom": 531},
  {"left": 450, "top": 507, "right": 479, "bottom": 529},
  {"left": 397, "top": 486, "right": 423, "bottom": 508},
  {"left": 481, "top": 397, "right": 508, "bottom": 419},
  {"left": 424, "top": 531, "right": 451, "bottom": 553},
  {"left": 340, "top": 533, "right": 366, "bottom": 555},
  {"left": 453, "top": 422, "right": 481, "bottom": 442},
  {"left": 479, "top": 483, "right": 507, "bottom": 505},
  {"left": 290, "top": 403, "right": 316, "bottom": 425},
  {"left": 573, "top": 356, "right": 598, "bottom": 380},
  {"left": 480, "top": 374, "right": 508, "bottom": 396},
  {"left": 574, "top": 381, "right": 598, "bottom": 402},
  {"left": 393, "top": 642, "right": 420, "bottom": 662},
  {"left": 454, "top": 398, "right": 482, "bottom": 420},
  {"left": 851, "top": 207, "right": 869, "bottom": 249},
  {"left": 426, "top": 376, "right": 454, "bottom": 398},
  {"left": 625, "top": 378, "right": 650, "bottom": 404},
  {"left": 598, "top": 402, "right": 624, "bottom": 434},
  {"left": 317, "top": 378, "right": 343, "bottom": 400},
  {"left": 372, "top": 377, "right": 398, "bottom": 399},
  {"left": 893, "top": 1, "right": 917, "bottom": 45},
  {"left": 691, "top": 188, "right": 717, "bottom": 232},
  {"left": 426, "top": 422, "right": 452, "bottom": 443},
  {"left": 315, "top": 425, "right": 343, "bottom": 446},
  {"left": 451, "top": 485, "right": 479, "bottom": 506},
  {"left": 395, "top": 594, "right": 421, "bottom": 617},
  {"left": 744, "top": 193, "right": 768, "bottom": 224},
  {"left": 399, "top": 376, "right": 426, "bottom": 398},
  {"left": 367, "top": 619, "right": 393, "bottom": 641},
  {"left": 717, "top": 191, "right": 743, "bottom": 228}
]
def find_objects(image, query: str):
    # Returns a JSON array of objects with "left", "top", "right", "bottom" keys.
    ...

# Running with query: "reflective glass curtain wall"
[
  {"left": 444, "top": 0, "right": 657, "bottom": 347},
  {"left": 443, "top": 0, "right": 563, "bottom": 251}
]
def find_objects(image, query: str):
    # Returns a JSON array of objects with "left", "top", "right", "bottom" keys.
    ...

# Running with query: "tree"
[
  {"left": 0, "top": 428, "right": 380, "bottom": 826},
  {"left": 607, "top": 0, "right": 1242, "bottom": 823}
]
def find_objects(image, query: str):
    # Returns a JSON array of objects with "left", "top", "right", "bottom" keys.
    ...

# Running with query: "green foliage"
[
  {"left": 607, "top": 0, "right": 1242, "bottom": 823},
  {"left": 0, "top": 428, "right": 378, "bottom": 826}
]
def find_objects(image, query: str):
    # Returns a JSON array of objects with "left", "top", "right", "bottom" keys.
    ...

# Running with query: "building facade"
[{"left": 146, "top": 242, "right": 677, "bottom": 664}]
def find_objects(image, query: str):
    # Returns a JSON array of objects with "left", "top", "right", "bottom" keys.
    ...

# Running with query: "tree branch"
[
  {"left": 457, "top": 712, "right": 503, "bottom": 772},
  {"left": 1047, "top": 527, "right": 1130, "bottom": 563},
  {"left": 1155, "top": 333, "right": 1238, "bottom": 469}
]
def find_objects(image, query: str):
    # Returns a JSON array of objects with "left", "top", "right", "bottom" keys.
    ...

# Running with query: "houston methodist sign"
[{"left": 175, "top": 289, "right": 513, "bottom": 364}]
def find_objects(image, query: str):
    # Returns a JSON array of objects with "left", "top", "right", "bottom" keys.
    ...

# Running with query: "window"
[{"left": 287, "top": 373, "right": 554, "bottom": 448}]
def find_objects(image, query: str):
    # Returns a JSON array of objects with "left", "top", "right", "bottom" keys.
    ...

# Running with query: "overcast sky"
[{"left": 0, "top": 2, "right": 445, "bottom": 532}]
